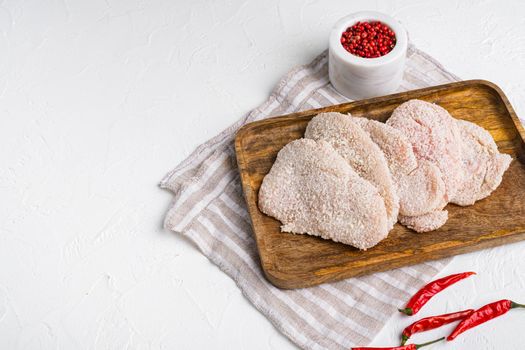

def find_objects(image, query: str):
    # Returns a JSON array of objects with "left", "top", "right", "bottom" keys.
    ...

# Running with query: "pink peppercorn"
[{"left": 340, "top": 21, "right": 396, "bottom": 58}]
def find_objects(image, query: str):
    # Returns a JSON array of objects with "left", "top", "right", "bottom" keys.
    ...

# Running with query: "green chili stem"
[
  {"left": 415, "top": 337, "right": 445, "bottom": 349},
  {"left": 398, "top": 307, "right": 413, "bottom": 315},
  {"left": 400, "top": 334, "right": 409, "bottom": 346}
]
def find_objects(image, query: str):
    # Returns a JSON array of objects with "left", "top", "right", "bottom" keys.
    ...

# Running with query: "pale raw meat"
[
  {"left": 353, "top": 117, "right": 447, "bottom": 216},
  {"left": 480, "top": 154, "right": 512, "bottom": 198},
  {"left": 399, "top": 210, "right": 449, "bottom": 233},
  {"left": 352, "top": 117, "right": 417, "bottom": 176},
  {"left": 397, "top": 161, "right": 447, "bottom": 216},
  {"left": 451, "top": 120, "right": 512, "bottom": 205},
  {"left": 305, "top": 113, "right": 399, "bottom": 229},
  {"left": 259, "top": 103, "right": 513, "bottom": 244},
  {"left": 387, "top": 99, "right": 464, "bottom": 201},
  {"left": 258, "top": 138, "right": 389, "bottom": 250}
]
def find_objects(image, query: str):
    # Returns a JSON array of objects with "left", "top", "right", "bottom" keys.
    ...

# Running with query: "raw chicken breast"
[
  {"left": 258, "top": 138, "right": 389, "bottom": 250},
  {"left": 353, "top": 117, "right": 447, "bottom": 216},
  {"left": 451, "top": 120, "right": 512, "bottom": 205},
  {"left": 387, "top": 99, "right": 465, "bottom": 201},
  {"left": 399, "top": 210, "right": 449, "bottom": 233},
  {"left": 352, "top": 117, "right": 417, "bottom": 177},
  {"left": 396, "top": 161, "right": 447, "bottom": 216},
  {"left": 305, "top": 113, "right": 399, "bottom": 229}
]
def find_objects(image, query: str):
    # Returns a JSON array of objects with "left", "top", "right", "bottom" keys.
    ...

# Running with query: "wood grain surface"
[{"left": 235, "top": 80, "right": 525, "bottom": 289}]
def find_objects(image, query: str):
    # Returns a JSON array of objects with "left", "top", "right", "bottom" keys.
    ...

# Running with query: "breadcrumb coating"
[
  {"left": 258, "top": 138, "right": 389, "bottom": 250},
  {"left": 305, "top": 113, "right": 399, "bottom": 229}
]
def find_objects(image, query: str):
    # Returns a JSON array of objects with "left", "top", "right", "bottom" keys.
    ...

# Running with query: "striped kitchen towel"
[{"left": 160, "top": 45, "right": 460, "bottom": 349}]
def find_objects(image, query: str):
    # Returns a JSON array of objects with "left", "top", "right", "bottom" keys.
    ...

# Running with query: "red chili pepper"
[
  {"left": 399, "top": 272, "right": 476, "bottom": 316},
  {"left": 352, "top": 337, "right": 443, "bottom": 350},
  {"left": 400, "top": 309, "right": 474, "bottom": 345},
  {"left": 447, "top": 299, "right": 525, "bottom": 341}
]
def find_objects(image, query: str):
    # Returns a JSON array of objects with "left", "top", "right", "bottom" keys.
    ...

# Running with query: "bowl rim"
[{"left": 330, "top": 11, "right": 408, "bottom": 67}]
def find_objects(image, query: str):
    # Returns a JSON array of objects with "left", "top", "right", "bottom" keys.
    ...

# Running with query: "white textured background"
[{"left": 1, "top": 0, "right": 525, "bottom": 349}]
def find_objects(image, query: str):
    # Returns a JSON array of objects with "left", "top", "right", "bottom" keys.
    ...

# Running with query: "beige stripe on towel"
[{"left": 161, "top": 45, "right": 460, "bottom": 349}]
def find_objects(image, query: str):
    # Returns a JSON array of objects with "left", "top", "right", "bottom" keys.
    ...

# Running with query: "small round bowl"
[{"left": 328, "top": 11, "right": 408, "bottom": 100}]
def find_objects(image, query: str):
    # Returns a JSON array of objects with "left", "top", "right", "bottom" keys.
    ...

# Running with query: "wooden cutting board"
[{"left": 235, "top": 80, "right": 525, "bottom": 289}]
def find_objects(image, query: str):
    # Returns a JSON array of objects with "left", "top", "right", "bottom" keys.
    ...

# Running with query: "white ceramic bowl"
[{"left": 329, "top": 11, "right": 408, "bottom": 100}]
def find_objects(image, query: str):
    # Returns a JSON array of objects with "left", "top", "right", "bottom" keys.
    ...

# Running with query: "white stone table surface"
[{"left": 1, "top": 0, "right": 525, "bottom": 349}]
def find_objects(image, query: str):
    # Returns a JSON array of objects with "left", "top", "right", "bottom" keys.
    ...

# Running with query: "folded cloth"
[{"left": 161, "top": 44, "right": 460, "bottom": 349}]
